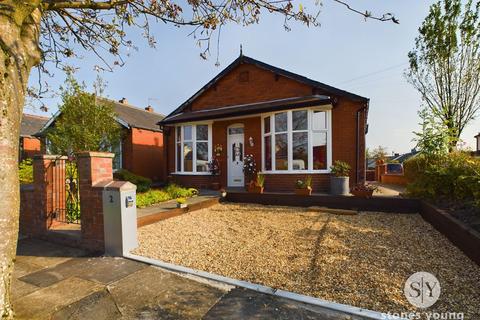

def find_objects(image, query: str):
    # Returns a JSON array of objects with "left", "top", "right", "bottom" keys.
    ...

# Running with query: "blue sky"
[{"left": 27, "top": 0, "right": 480, "bottom": 154}]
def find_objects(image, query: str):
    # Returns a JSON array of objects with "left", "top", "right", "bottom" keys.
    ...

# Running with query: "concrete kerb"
[{"left": 123, "top": 252, "right": 404, "bottom": 320}]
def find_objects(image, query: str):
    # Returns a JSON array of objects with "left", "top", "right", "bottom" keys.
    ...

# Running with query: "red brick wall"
[
  {"left": 121, "top": 128, "right": 164, "bottom": 182},
  {"left": 21, "top": 136, "right": 42, "bottom": 160},
  {"left": 165, "top": 63, "right": 367, "bottom": 192}
]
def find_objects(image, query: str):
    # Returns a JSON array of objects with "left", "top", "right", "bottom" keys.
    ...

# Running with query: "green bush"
[
  {"left": 113, "top": 169, "right": 152, "bottom": 193},
  {"left": 136, "top": 190, "right": 170, "bottom": 208},
  {"left": 19, "top": 159, "right": 33, "bottom": 184},
  {"left": 330, "top": 160, "right": 351, "bottom": 177},
  {"left": 164, "top": 184, "right": 198, "bottom": 199},
  {"left": 405, "top": 152, "right": 480, "bottom": 206}
]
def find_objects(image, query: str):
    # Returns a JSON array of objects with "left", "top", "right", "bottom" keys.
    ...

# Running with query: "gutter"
[
  {"left": 356, "top": 102, "right": 369, "bottom": 184},
  {"left": 124, "top": 252, "right": 403, "bottom": 320}
]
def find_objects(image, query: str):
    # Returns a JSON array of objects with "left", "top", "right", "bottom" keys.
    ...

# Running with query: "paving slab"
[
  {"left": 203, "top": 288, "right": 366, "bottom": 320},
  {"left": 107, "top": 266, "right": 226, "bottom": 319},
  {"left": 13, "top": 277, "right": 103, "bottom": 320},
  {"left": 11, "top": 278, "right": 39, "bottom": 301},
  {"left": 15, "top": 238, "right": 87, "bottom": 268},
  {"left": 20, "top": 256, "right": 148, "bottom": 287},
  {"left": 52, "top": 290, "right": 122, "bottom": 320},
  {"left": 13, "top": 260, "right": 45, "bottom": 278}
]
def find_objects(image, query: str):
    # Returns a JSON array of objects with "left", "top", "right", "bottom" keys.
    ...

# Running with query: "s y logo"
[{"left": 404, "top": 272, "right": 441, "bottom": 309}]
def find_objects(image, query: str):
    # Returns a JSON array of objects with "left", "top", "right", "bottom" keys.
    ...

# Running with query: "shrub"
[
  {"left": 136, "top": 190, "right": 170, "bottom": 208},
  {"left": 19, "top": 159, "right": 33, "bottom": 184},
  {"left": 114, "top": 169, "right": 152, "bottom": 192},
  {"left": 405, "top": 152, "right": 480, "bottom": 206},
  {"left": 164, "top": 184, "right": 198, "bottom": 199},
  {"left": 256, "top": 173, "right": 265, "bottom": 187},
  {"left": 330, "top": 161, "right": 351, "bottom": 177}
]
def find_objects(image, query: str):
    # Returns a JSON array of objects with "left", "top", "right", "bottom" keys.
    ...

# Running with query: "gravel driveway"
[{"left": 134, "top": 203, "right": 480, "bottom": 317}]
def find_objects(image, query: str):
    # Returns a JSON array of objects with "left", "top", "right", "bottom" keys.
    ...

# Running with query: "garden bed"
[
  {"left": 136, "top": 184, "right": 198, "bottom": 208},
  {"left": 134, "top": 203, "right": 480, "bottom": 317}
]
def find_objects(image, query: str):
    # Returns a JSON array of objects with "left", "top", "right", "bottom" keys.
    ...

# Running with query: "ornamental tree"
[{"left": 0, "top": 0, "right": 397, "bottom": 316}]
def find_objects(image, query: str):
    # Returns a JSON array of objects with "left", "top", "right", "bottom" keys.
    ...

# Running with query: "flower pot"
[
  {"left": 210, "top": 182, "right": 221, "bottom": 190},
  {"left": 295, "top": 187, "right": 312, "bottom": 196},
  {"left": 248, "top": 185, "right": 264, "bottom": 194},
  {"left": 330, "top": 176, "right": 350, "bottom": 195},
  {"left": 351, "top": 189, "right": 374, "bottom": 199},
  {"left": 177, "top": 203, "right": 188, "bottom": 209}
]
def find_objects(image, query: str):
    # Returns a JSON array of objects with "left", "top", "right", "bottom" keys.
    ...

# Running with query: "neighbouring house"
[
  {"left": 473, "top": 133, "right": 480, "bottom": 157},
  {"left": 38, "top": 98, "right": 166, "bottom": 182},
  {"left": 20, "top": 114, "right": 49, "bottom": 161},
  {"left": 160, "top": 55, "right": 369, "bottom": 192}
]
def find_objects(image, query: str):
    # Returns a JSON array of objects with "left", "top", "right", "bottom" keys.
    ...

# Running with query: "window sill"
[
  {"left": 259, "top": 170, "right": 331, "bottom": 175},
  {"left": 170, "top": 172, "right": 212, "bottom": 176}
]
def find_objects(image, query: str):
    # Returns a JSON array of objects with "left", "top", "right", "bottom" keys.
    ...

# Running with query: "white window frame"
[
  {"left": 174, "top": 123, "right": 212, "bottom": 175},
  {"left": 261, "top": 107, "right": 332, "bottom": 174}
]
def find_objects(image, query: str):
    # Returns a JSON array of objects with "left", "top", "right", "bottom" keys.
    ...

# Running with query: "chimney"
[
  {"left": 119, "top": 97, "right": 128, "bottom": 104},
  {"left": 145, "top": 105, "right": 154, "bottom": 113}
]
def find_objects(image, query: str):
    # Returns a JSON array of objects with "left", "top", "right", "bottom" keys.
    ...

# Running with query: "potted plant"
[
  {"left": 248, "top": 173, "right": 265, "bottom": 194},
  {"left": 176, "top": 197, "right": 187, "bottom": 209},
  {"left": 219, "top": 188, "right": 227, "bottom": 198},
  {"left": 351, "top": 183, "right": 378, "bottom": 198},
  {"left": 207, "top": 158, "right": 221, "bottom": 190},
  {"left": 295, "top": 176, "right": 313, "bottom": 196},
  {"left": 330, "top": 160, "right": 351, "bottom": 195},
  {"left": 243, "top": 154, "right": 257, "bottom": 189}
]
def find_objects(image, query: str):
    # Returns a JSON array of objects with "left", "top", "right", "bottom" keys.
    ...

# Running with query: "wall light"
[{"left": 249, "top": 136, "right": 254, "bottom": 147}]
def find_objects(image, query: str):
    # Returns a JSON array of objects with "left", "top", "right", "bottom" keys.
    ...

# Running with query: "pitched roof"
[
  {"left": 163, "top": 55, "right": 369, "bottom": 123},
  {"left": 39, "top": 97, "right": 165, "bottom": 134},
  {"left": 161, "top": 95, "right": 331, "bottom": 125},
  {"left": 107, "top": 99, "right": 165, "bottom": 132},
  {"left": 21, "top": 114, "right": 49, "bottom": 137}
]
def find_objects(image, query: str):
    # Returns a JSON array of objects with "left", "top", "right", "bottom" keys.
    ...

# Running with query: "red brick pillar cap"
[
  {"left": 33, "top": 154, "right": 68, "bottom": 160},
  {"left": 76, "top": 151, "right": 115, "bottom": 158}
]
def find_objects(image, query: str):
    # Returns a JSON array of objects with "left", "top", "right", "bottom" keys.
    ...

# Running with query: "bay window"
[
  {"left": 175, "top": 124, "right": 212, "bottom": 174},
  {"left": 262, "top": 108, "right": 331, "bottom": 173}
]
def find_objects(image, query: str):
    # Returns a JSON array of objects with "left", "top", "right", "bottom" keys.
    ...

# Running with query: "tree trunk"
[{"left": 0, "top": 3, "right": 41, "bottom": 318}]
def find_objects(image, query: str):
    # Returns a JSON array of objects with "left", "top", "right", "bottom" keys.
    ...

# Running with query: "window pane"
[
  {"left": 275, "top": 113, "right": 287, "bottom": 132},
  {"left": 292, "top": 110, "right": 308, "bottom": 131},
  {"left": 264, "top": 136, "right": 272, "bottom": 171},
  {"left": 313, "top": 132, "right": 327, "bottom": 170},
  {"left": 176, "top": 143, "right": 181, "bottom": 171},
  {"left": 264, "top": 117, "right": 270, "bottom": 134},
  {"left": 196, "top": 142, "right": 208, "bottom": 172},
  {"left": 275, "top": 133, "right": 288, "bottom": 170},
  {"left": 313, "top": 111, "right": 326, "bottom": 130},
  {"left": 183, "top": 126, "right": 192, "bottom": 141},
  {"left": 183, "top": 142, "right": 193, "bottom": 172},
  {"left": 196, "top": 125, "right": 208, "bottom": 141},
  {"left": 293, "top": 132, "right": 308, "bottom": 170},
  {"left": 176, "top": 126, "right": 181, "bottom": 142},
  {"left": 228, "top": 127, "right": 244, "bottom": 135}
]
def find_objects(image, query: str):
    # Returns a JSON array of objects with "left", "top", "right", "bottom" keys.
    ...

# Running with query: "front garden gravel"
[{"left": 133, "top": 203, "right": 480, "bottom": 318}]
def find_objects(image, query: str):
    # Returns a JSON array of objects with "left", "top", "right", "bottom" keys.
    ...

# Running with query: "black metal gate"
[{"left": 50, "top": 157, "right": 81, "bottom": 224}]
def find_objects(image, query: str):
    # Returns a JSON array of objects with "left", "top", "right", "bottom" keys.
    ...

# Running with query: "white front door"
[{"left": 227, "top": 125, "right": 245, "bottom": 187}]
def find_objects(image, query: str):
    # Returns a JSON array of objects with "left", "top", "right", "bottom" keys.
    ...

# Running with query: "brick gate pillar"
[
  {"left": 77, "top": 152, "right": 114, "bottom": 251},
  {"left": 20, "top": 155, "right": 67, "bottom": 236}
]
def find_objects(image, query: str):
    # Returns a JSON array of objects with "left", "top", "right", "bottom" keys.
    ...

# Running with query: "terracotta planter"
[
  {"left": 248, "top": 185, "right": 264, "bottom": 194},
  {"left": 295, "top": 187, "right": 312, "bottom": 196},
  {"left": 351, "top": 189, "right": 374, "bottom": 199},
  {"left": 210, "top": 182, "right": 221, "bottom": 190}
]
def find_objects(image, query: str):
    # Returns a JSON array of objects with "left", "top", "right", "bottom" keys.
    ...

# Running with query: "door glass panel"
[
  {"left": 293, "top": 132, "right": 308, "bottom": 170},
  {"left": 292, "top": 110, "right": 308, "bottom": 130},
  {"left": 196, "top": 125, "right": 208, "bottom": 141},
  {"left": 312, "top": 132, "right": 327, "bottom": 170},
  {"left": 183, "top": 142, "right": 193, "bottom": 172},
  {"left": 229, "top": 127, "right": 244, "bottom": 135},
  {"left": 275, "top": 113, "right": 287, "bottom": 132},
  {"left": 196, "top": 142, "right": 208, "bottom": 172},
  {"left": 275, "top": 133, "right": 288, "bottom": 170}
]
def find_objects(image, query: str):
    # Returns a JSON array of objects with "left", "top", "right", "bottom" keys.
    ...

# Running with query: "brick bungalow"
[
  {"left": 160, "top": 55, "right": 369, "bottom": 192},
  {"left": 20, "top": 114, "right": 49, "bottom": 161},
  {"left": 39, "top": 98, "right": 166, "bottom": 182}
]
